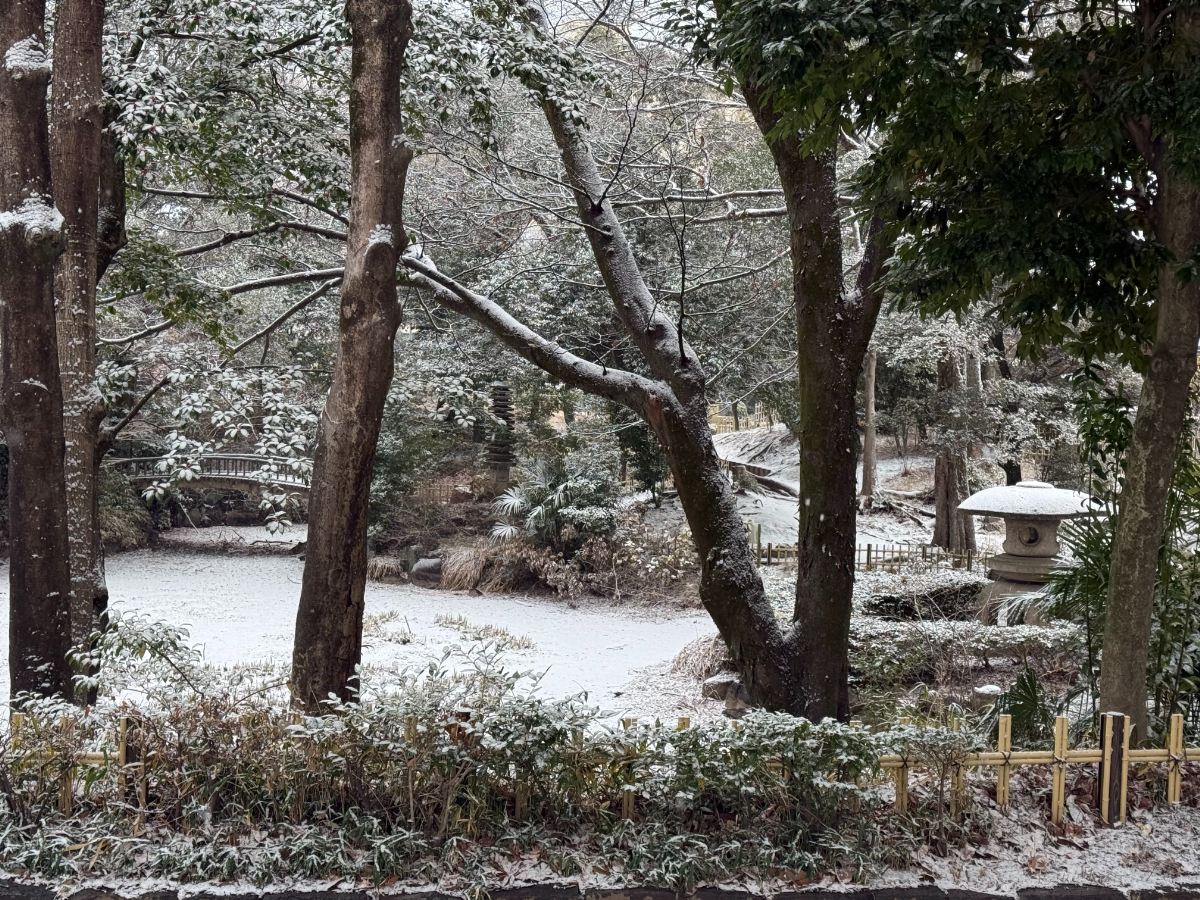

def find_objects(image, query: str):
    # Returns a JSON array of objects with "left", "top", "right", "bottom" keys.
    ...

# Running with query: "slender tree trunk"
[
  {"left": 932, "top": 353, "right": 976, "bottom": 552},
  {"left": 51, "top": 0, "right": 107, "bottom": 658},
  {"left": 291, "top": 0, "right": 413, "bottom": 713},
  {"left": 1100, "top": 166, "right": 1200, "bottom": 741},
  {"left": 862, "top": 348, "right": 877, "bottom": 498},
  {"left": 0, "top": 2, "right": 74, "bottom": 700}
]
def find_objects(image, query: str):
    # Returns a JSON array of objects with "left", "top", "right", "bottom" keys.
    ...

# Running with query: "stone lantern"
[{"left": 957, "top": 480, "right": 1091, "bottom": 624}]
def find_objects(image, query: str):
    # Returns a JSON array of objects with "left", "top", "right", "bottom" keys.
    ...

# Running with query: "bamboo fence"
[
  {"left": 707, "top": 404, "right": 776, "bottom": 434},
  {"left": 743, "top": 524, "right": 992, "bottom": 575},
  {"left": 7, "top": 710, "right": 1194, "bottom": 827},
  {"left": 882, "top": 712, "right": 1193, "bottom": 826}
]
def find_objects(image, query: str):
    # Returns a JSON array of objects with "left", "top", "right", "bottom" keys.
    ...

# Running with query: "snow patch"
[
  {"left": 0, "top": 196, "right": 64, "bottom": 238},
  {"left": 367, "top": 224, "right": 394, "bottom": 249},
  {"left": 4, "top": 36, "right": 50, "bottom": 78}
]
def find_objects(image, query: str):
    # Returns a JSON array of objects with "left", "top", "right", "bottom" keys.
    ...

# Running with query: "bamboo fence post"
[
  {"left": 58, "top": 717, "right": 74, "bottom": 816},
  {"left": 996, "top": 714, "right": 1012, "bottom": 810},
  {"left": 766, "top": 543, "right": 773, "bottom": 566},
  {"left": 949, "top": 716, "right": 965, "bottom": 819},
  {"left": 1168, "top": 713, "right": 1184, "bottom": 805},
  {"left": 894, "top": 756, "right": 909, "bottom": 814},
  {"left": 866, "top": 544, "right": 873, "bottom": 571},
  {"left": 1051, "top": 715, "right": 1068, "bottom": 825},
  {"left": 676, "top": 717, "right": 690, "bottom": 730},
  {"left": 118, "top": 716, "right": 128, "bottom": 800},
  {"left": 1119, "top": 715, "right": 1131, "bottom": 824},
  {"left": 621, "top": 718, "right": 636, "bottom": 819}
]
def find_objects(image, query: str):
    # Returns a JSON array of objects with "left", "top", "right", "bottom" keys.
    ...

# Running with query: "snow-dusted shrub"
[
  {"left": 849, "top": 617, "right": 1083, "bottom": 690},
  {"left": 0, "top": 617, "right": 912, "bottom": 889}
]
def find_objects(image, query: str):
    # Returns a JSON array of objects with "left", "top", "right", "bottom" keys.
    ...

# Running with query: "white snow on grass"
[{"left": 0, "top": 532, "right": 713, "bottom": 715}]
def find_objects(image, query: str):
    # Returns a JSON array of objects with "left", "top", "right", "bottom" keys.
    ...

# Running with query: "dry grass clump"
[
  {"left": 367, "top": 556, "right": 407, "bottom": 583},
  {"left": 442, "top": 547, "right": 486, "bottom": 590},
  {"left": 363, "top": 610, "right": 416, "bottom": 644},
  {"left": 433, "top": 613, "right": 536, "bottom": 651},
  {"left": 671, "top": 633, "right": 732, "bottom": 680}
]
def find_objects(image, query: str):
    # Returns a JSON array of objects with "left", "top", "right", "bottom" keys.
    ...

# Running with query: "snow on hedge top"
[
  {"left": 0, "top": 196, "right": 64, "bottom": 238},
  {"left": 959, "top": 480, "right": 1090, "bottom": 518},
  {"left": 5, "top": 36, "right": 50, "bottom": 78}
]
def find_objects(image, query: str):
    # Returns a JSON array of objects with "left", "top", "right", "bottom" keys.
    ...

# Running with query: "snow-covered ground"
[{"left": 0, "top": 534, "right": 713, "bottom": 715}]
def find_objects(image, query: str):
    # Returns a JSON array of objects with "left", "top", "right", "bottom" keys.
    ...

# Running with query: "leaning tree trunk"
[
  {"left": 1099, "top": 167, "right": 1200, "bottom": 741},
  {"left": 51, "top": 0, "right": 108, "bottom": 658},
  {"left": 291, "top": 0, "right": 413, "bottom": 713},
  {"left": 535, "top": 91, "right": 801, "bottom": 712},
  {"left": 932, "top": 352, "right": 976, "bottom": 552},
  {"left": 862, "top": 349, "right": 877, "bottom": 498},
  {"left": 0, "top": 1, "right": 75, "bottom": 701}
]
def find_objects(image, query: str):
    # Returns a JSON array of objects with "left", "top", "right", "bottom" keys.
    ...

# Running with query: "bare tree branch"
[{"left": 226, "top": 278, "right": 342, "bottom": 357}]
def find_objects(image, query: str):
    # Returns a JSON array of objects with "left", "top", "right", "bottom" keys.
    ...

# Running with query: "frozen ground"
[{"left": 0, "top": 534, "right": 713, "bottom": 715}]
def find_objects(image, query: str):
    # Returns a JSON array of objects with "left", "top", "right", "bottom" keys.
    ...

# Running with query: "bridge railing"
[{"left": 106, "top": 454, "right": 310, "bottom": 489}]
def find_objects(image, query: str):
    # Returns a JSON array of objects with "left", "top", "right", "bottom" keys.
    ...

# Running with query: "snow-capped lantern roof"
[{"left": 958, "top": 481, "right": 1091, "bottom": 519}]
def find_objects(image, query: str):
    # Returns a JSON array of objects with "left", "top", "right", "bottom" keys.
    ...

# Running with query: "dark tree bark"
[
  {"left": 1100, "top": 162, "right": 1200, "bottom": 741},
  {"left": 735, "top": 74, "right": 887, "bottom": 721},
  {"left": 932, "top": 353, "right": 976, "bottom": 552},
  {"left": 50, "top": 0, "right": 108, "bottom": 657},
  {"left": 290, "top": 0, "right": 413, "bottom": 712},
  {"left": 862, "top": 349, "right": 877, "bottom": 498},
  {"left": 0, "top": 1, "right": 74, "bottom": 701}
]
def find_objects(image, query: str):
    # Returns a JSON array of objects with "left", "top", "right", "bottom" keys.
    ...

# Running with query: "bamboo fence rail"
[
  {"left": 707, "top": 405, "right": 776, "bottom": 434},
  {"left": 743, "top": 524, "right": 992, "bottom": 575},
  {"left": 7, "top": 710, "right": 1194, "bottom": 828},
  {"left": 880, "top": 712, "right": 1194, "bottom": 825}
]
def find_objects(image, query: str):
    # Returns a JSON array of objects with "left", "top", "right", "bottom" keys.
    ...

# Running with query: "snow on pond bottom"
[{"left": 0, "top": 546, "right": 713, "bottom": 714}]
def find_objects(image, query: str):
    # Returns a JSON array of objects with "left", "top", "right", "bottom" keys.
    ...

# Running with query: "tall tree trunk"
[
  {"left": 737, "top": 77, "right": 886, "bottom": 721},
  {"left": 0, "top": 2, "right": 74, "bottom": 700},
  {"left": 50, "top": 0, "right": 107, "bottom": 659},
  {"left": 862, "top": 348, "right": 877, "bottom": 498},
  {"left": 932, "top": 353, "right": 976, "bottom": 552},
  {"left": 290, "top": 0, "right": 413, "bottom": 713},
  {"left": 1100, "top": 165, "right": 1200, "bottom": 741}
]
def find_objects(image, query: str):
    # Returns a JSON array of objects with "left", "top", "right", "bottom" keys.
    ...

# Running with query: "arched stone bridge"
[{"left": 106, "top": 454, "right": 311, "bottom": 495}]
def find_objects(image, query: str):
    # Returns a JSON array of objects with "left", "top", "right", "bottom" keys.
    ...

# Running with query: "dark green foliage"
[
  {"left": 492, "top": 457, "right": 616, "bottom": 553},
  {"left": 983, "top": 668, "right": 1056, "bottom": 750},
  {"left": 101, "top": 226, "right": 235, "bottom": 344},
  {"left": 610, "top": 404, "right": 670, "bottom": 499},
  {"left": 97, "top": 467, "right": 156, "bottom": 551}
]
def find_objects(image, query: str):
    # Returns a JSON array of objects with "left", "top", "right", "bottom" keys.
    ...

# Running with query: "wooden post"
[
  {"left": 1119, "top": 714, "right": 1130, "bottom": 824},
  {"left": 1168, "top": 713, "right": 1184, "bottom": 805},
  {"left": 58, "top": 717, "right": 74, "bottom": 816},
  {"left": 676, "top": 717, "right": 690, "bottom": 730},
  {"left": 1051, "top": 715, "right": 1068, "bottom": 825},
  {"left": 866, "top": 543, "right": 873, "bottom": 571},
  {"left": 9, "top": 712, "right": 24, "bottom": 749},
  {"left": 766, "top": 542, "right": 772, "bottom": 565},
  {"left": 996, "top": 714, "right": 1012, "bottom": 810},
  {"left": 1097, "top": 712, "right": 1127, "bottom": 825},
  {"left": 118, "top": 716, "right": 128, "bottom": 800},
  {"left": 894, "top": 758, "right": 909, "bottom": 814},
  {"left": 621, "top": 718, "right": 635, "bottom": 820}
]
